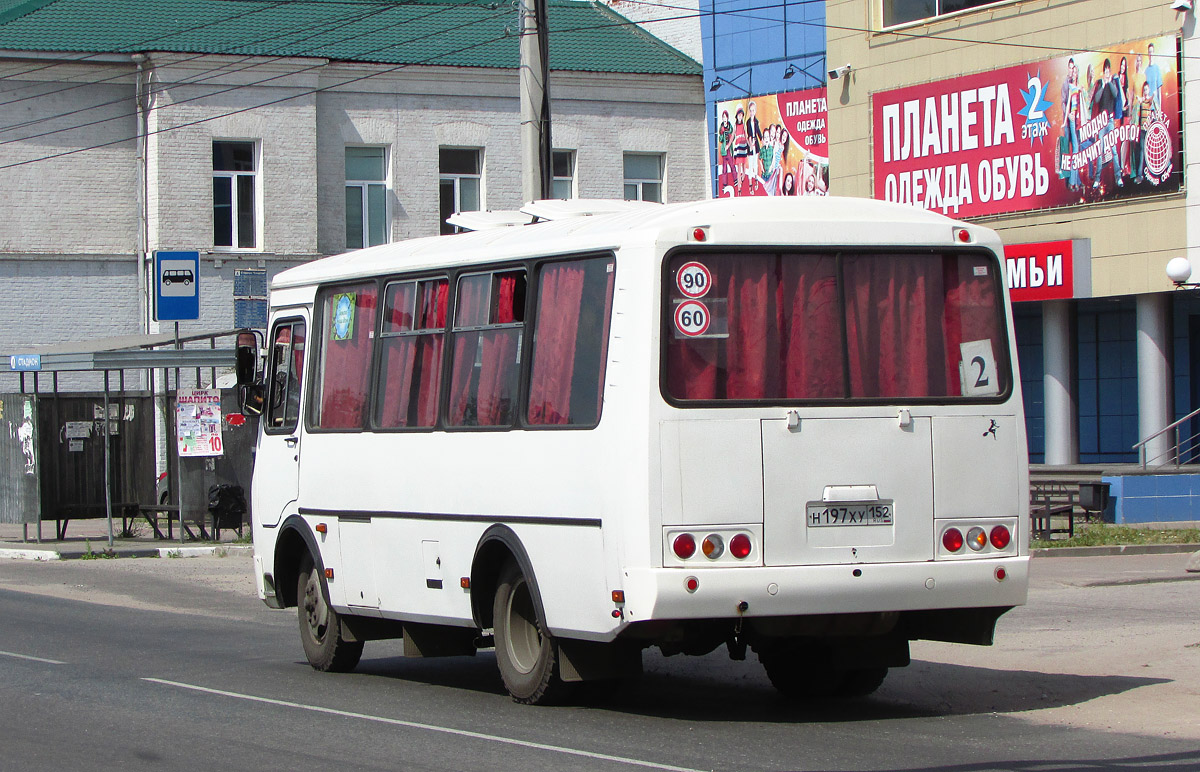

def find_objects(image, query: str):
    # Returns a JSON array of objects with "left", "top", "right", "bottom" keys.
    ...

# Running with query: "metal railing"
[{"left": 1134, "top": 406, "right": 1200, "bottom": 468}]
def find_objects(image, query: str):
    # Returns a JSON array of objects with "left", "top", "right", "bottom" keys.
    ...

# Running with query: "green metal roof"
[{"left": 0, "top": 0, "right": 700, "bottom": 74}]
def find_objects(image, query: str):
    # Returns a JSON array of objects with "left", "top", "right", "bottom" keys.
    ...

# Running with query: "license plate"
[{"left": 806, "top": 500, "right": 894, "bottom": 527}]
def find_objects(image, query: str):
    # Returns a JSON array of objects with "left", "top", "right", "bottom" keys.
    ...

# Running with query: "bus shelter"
[{"left": 0, "top": 330, "right": 253, "bottom": 546}]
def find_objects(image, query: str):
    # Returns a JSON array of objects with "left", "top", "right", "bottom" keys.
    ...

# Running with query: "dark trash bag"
[{"left": 207, "top": 484, "right": 247, "bottom": 531}]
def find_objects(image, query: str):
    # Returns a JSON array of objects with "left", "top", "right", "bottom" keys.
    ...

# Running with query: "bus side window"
[
  {"left": 527, "top": 256, "right": 615, "bottom": 426},
  {"left": 266, "top": 321, "right": 305, "bottom": 432},
  {"left": 312, "top": 282, "right": 378, "bottom": 429},
  {"left": 447, "top": 270, "right": 526, "bottom": 427},
  {"left": 375, "top": 278, "right": 449, "bottom": 428}
]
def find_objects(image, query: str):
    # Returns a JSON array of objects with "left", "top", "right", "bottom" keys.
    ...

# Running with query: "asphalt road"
[{"left": 0, "top": 552, "right": 1197, "bottom": 771}]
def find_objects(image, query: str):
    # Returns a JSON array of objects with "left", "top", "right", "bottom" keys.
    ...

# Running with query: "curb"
[
  {"left": 1032, "top": 543, "right": 1200, "bottom": 558},
  {"left": 0, "top": 544, "right": 252, "bottom": 561}
]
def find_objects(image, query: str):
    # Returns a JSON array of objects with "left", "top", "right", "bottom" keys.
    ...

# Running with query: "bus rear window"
[{"left": 664, "top": 251, "right": 1010, "bottom": 403}]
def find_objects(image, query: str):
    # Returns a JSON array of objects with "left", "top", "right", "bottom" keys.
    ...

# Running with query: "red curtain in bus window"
[
  {"left": 843, "top": 255, "right": 944, "bottom": 398},
  {"left": 724, "top": 255, "right": 778, "bottom": 399},
  {"left": 527, "top": 262, "right": 585, "bottom": 424},
  {"left": 941, "top": 258, "right": 1004, "bottom": 395},
  {"left": 475, "top": 274, "right": 520, "bottom": 425},
  {"left": 378, "top": 283, "right": 417, "bottom": 428},
  {"left": 378, "top": 281, "right": 447, "bottom": 428},
  {"left": 448, "top": 276, "right": 488, "bottom": 425},
  {"left": 779, "top": 256, "right": 844, "bottom": 399},
  {"left": 319, "top": 285, "right": 377, "bottom": 428}
]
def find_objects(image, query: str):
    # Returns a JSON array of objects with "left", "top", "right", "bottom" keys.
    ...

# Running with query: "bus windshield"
[{"left": 664, "top": 250, "right": 1011, "bottom": 403}]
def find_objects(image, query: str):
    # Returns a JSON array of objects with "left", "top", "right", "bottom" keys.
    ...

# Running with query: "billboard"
[
  {"left": 872, "top": 36, "right": 1180, "bottom": 218},
  {"left": 715, "top": 87, "right": 829, "bottom": 197}
]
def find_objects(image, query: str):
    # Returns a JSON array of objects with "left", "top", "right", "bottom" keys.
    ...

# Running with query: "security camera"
[
  {"left": 828, "top": 64, "right": 852, "bottom": 80},
  {"left": 1172, "top": 0, "right": 1191, "bottom": 11}
]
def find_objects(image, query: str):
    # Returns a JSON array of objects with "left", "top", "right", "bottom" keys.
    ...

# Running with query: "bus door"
[{"left": 257, "top": 314, "right": 308, "bottom": 527}]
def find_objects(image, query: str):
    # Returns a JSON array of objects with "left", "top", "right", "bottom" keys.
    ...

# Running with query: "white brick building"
[{"left": 0, "top": 0, "right": 705, "bottom": 378}]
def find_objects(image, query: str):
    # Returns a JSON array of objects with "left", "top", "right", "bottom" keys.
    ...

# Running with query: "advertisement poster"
[
  {"left": 177, "top": 388, "right": 223, "bottom": 457},
  {"left": 715, "top": 86, "right": 829, "bottom": 197},
  {"left": 872, "top": 36, "right": 1180, "bottom": 218}
]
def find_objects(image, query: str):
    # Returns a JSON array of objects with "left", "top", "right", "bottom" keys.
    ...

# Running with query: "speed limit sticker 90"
[
  {"left": 674, "top": 300, "right": 711, "bottom": 337},
  {"left": 676, "top": 262, "right": 712, "bottom": 298}
]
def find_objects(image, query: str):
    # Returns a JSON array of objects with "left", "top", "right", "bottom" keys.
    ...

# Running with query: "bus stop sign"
[{"left": 155, "top": 251, "right": 200, "bottom": 321}]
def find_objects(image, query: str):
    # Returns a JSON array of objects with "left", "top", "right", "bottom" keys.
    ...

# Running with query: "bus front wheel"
[
  {"left": 297, "top": 555, "right": 363, "bottom": 672},
  {"left": 493, "top": 560, "right": 568, "bottom": 705}
]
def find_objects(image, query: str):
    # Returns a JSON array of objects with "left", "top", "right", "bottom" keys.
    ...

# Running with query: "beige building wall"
[{"left": 826, "top": 0, "right": 1186, "bottom": 298}]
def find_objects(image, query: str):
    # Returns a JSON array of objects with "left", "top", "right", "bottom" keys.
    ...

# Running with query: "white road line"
[
  {"left": 142, "top": 677, "right": 711, "bottom": 772},
  {"left": 0, "top": 649, "right": 65, "bottom": 665}
]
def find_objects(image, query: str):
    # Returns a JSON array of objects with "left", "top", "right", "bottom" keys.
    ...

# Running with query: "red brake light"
[
  {"left": 942, "top": 527, "right": 964, "bottom": 552},
  {"left": 729, "top": 534, "right": 752, "bottom": 559},
  {"left": 673, "top": 533, "right": 696, "bottom": 559},
  {"left": 990, "top": 525, "right": 1012, "bottom": 549}
]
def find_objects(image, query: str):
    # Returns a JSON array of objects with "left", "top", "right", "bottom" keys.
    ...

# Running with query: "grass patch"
[{"left": 1033, "top": 524, "right": 1200, "bottom": 549}]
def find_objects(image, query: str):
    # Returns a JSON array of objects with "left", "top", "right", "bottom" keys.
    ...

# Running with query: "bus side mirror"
[
  {"left": 235, "top": 331, "right": 265, "bottom": 416},
  {"left": 236, "top": 331, "right": 259, "bottom": 386}
]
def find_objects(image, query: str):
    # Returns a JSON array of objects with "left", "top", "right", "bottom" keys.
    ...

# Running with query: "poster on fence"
[{"left": 177, "top": 388, "right": 224, "bottom": 457}]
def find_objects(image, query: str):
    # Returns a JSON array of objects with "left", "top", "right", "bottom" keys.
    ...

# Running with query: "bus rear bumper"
[{"left": 621, "top": 556, "right": 1029, "bottom": 624}]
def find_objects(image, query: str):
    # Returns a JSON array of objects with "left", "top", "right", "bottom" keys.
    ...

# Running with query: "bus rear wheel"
[
  {"left": 493, "top": 560, "right": 568, "bottom": 705},
  {"left": 297, "top": 555, "right": 363, "bottom": 673}
]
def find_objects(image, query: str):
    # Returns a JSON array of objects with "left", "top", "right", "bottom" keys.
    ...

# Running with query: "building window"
[
  {"left": 552, "top": 150, "right": 575, "bottom": 199},
  {"left": 623, "top": 153, "right": 663, "bottom": 203},
  {"left": 883, "top": 0, "right": 1004, "bottom": 28},
  {"left": 439, "top": 148, "right": 482, "bottom": 235},
  {"left": 213, "top": 141, "right": 258, "bottom": 250},
  {"left": 345, "top": 146, "right": 389, "bottom": 250}
]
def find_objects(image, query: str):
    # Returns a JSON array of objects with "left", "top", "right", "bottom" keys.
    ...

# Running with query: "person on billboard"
[
  {"left": 1062, "top": 58, "right": 1083, "bottom": 192},
  {"left": 1090, "top": 58, "right": 1122, "bottom": 188},
  {"left": 1132, "top": 80, "right": 1153, "bottom": 183},
  {"left": 782, "top": 172, "right": 796, "bottom": 196},
  {"left": 1113, "top": 57, "right": 1123, "bottom": 180},
  {"left": 717, "top": 110, "right": 735, "bottom": 193},
  {"left": 1144, "top": 42, "right": 1163, "bottom": 112},
  {"left": 763, "top": 125, "right": 785, "bottom": 195},
  {"left": 731, "top": 107, "right": 749, "bottom": 194},
  {"left": 747, "top": 100, "right": 764, "bottom": 181}
]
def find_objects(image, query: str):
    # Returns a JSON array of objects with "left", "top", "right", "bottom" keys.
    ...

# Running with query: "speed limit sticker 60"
[
  {"left": 676, "top": 262, "right": 712, "bottom": 298},
  {"left": 674, "top": 300, "right": 711, "bottom": 337}
]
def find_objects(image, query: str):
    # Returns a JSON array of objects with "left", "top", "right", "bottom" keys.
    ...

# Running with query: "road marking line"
[
  {"left": 0, "top": 649, "right": 65, "bottom": 665},
  {"left": 142, "top": 677, "right": 709, "bottom": 772}
]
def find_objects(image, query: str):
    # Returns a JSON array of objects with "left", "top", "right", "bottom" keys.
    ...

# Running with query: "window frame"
[
  {"left": 658, "top": 245, "right": 1014, "bottom": 408},
  {"left": 212, "top": 139, "right": 261, "bottom": 252},
  {"left": 345, "top": 145, "right": 390, "bottom": 250},
  {"left": 439, "top": 147, "right": 484, "bottom": 235},
  {"left": 878, "top": 0, "right": 1015, "bottom": 31},
  {"left": 263, "top": 316, "right": 307, "bottom": 436},
  {"left": 623, "top": 152, "right": 665, "bottom": 203},
  {"left": 551, "top": 149, "right": 576, "bottom": 200},
  {"left": 306, "top": 279, "right": 382, "bottom": 434},
  {"left": 370, "top": 272, "right": 451, "bottom": 433}
]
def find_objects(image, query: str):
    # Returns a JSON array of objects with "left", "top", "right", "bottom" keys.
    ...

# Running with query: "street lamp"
[{"left": 1166, "top": 257, "right": 1199, "bottom": 288}]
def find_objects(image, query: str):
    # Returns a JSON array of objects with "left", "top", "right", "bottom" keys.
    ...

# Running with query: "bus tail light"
[
  {"left": 966, "top": 527, "right": 987, "bottom": 551},
  {"left": 729, "top": 534, "right": 752, "bottom": 559},
  {"left": 990, "top": 525, "right": 1012, "bottom": 549},
  {"left": 942, "top": 527, "right": 964, "bottom": 552},
  {"left": 702, "top": 534, "right": 724, "bottom": 559},
  {"left": 673, "top": 533, "right": 696, "bottom": 559}
]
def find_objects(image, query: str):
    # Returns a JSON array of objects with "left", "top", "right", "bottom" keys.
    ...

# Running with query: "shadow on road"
[
  {"left": 786, "top": 749, "right": 1200, "bottom": 772},
  {"left": 347, "top": 648, "right": 1167, "bottom": 725}
]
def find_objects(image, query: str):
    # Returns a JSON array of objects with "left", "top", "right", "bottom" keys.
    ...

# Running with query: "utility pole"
[{"left": 519, "top": 0, "right": 552, "bottom": 202}]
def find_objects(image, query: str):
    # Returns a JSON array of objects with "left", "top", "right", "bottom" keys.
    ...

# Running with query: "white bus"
[{"left": 240, "top": 196, "right": 1029, "bottom": 705}]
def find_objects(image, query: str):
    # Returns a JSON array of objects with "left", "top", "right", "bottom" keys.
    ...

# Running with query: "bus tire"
[
  {"left": 493, "top": 559, "right": 567, "bottom": 705},
  {"left": 840, "top": 667, "right": 888, "bottom": 697},
  {"left": 760, "top": 648, "right": 888, "bottom": 699},
  {"left": 297, "top": 555, "right": 363, "bottom": 673}
]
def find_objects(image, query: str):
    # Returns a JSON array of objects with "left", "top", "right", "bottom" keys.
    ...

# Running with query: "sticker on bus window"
[
  {"left": 973, "top": 266, "right": 988, "bottom": 277},
  {"left": 674, "top": 300, "right": 711, "bottom": 337},
  {"left": 676, "top": 262, "right": 712, "bottom": 298},
  {"left": 959, "top": 339, "right": 1000, "bottom": 397},
  {"left": 331, "top": 293, "right": 356, "bottom": 341}
]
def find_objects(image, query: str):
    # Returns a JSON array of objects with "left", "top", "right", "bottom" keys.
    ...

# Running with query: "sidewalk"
[{"left": 0, "top": 518, "right": 251, "bottom": 560}]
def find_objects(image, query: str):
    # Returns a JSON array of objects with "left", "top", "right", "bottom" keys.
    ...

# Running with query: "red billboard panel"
[
  {"left": 1005, "top": 240, "right": 1075, "bottom": 302},
  {"left": 715, "top": 87, "right": 829, "bottom": 197},
  {"left": 872, "top": 36, "right": 1180, "bottom": 218}
]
